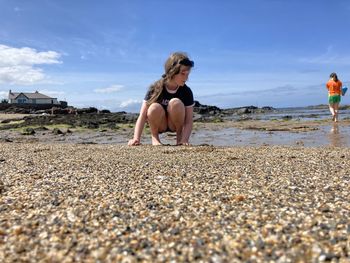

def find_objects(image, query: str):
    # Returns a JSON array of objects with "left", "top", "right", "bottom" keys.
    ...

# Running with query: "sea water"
[
  {"left": 187, "top": 107, "right": 350, "bottom": 147},
  {"left": 259, "top": 107, "right": 350, "bottom": 121}
]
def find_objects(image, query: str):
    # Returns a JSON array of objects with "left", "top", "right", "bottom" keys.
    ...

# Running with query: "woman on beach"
[
  {"left": 326, "top": 72, "right": 343, "bottom": 122},
  {"left": 128, "top": 52, "right": 195, "bottom": 146}
]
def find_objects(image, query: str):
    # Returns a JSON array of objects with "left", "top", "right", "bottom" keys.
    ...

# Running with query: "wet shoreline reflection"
[
  {"left": 188, "top": 124, "right": 350, "bottom": 147},
  {"left": 328, "top": 123, "right": 344, "bottom": 147}
]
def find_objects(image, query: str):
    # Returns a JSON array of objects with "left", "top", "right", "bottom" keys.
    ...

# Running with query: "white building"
[{"left": 8, "top": 90, "right": 60, "bottom": 105}]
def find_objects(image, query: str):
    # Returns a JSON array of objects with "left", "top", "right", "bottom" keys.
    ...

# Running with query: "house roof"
[{"left": 9, "top": 91, "right": 56, "bottom": 100}]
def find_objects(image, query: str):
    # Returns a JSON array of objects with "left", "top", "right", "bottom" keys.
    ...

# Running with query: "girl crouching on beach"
[
  {"left": 326, "top": 72, "right": 343, "bottom": 122},
  {"left": 128, "top": 52, "right": 195, "bottom": 146}
]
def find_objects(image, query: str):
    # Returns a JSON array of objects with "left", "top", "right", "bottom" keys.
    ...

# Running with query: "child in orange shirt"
[{"left": 326, "top": 72, "right": 343, "bottom": 122}]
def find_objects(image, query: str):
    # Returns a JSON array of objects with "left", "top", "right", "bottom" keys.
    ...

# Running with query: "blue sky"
[{"left": 0, "top": 0, "right": 350, "bottom": 112}]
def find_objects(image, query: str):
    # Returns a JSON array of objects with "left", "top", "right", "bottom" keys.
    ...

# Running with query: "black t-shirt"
[{"left": 144, "top": 84, "right": 194, "bottom": 108}]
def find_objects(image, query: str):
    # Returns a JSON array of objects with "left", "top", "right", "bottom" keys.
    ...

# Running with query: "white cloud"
[
  {"left": 38, "top": 89, "right": 65, "bottom": 98},
  {"left": 299, "top": 55, "right": 350, "bottom": 65},
  {"left": 94, "top": 84, "right": 123, "bottom": 93},
  {"left": 0, "top": 44, "right": 61, "bottom": 85},
  {"left": 0, "top": 65, "right": 45, "bottom": 85},
  {"left": 119, "top": 99, "right": 141, "bottom": 108},
  {"left": 0, "top": 45, "right": 61, "bottom": 67},
  {"left": 298, "top": 46, "right": 350, "bottom": 65},
  {"left": 0, "top": 91, "right": 8, "bottom": 99},
  {"left": 66, "top": 98, "right": 141, "bottom": 113}
]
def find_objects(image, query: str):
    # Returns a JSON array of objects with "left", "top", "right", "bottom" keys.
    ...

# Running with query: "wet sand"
[{"left": 0, "top": 143, "right": 349, "bottom": 261}]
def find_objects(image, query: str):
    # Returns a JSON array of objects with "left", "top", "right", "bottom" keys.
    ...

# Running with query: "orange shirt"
[{"left": 326, "top": 79, "right": 342, "bottom": 96}]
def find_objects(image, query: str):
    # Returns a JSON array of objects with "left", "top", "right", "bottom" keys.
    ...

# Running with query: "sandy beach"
[{"left": 0, "top": 143, "right": 349, "bottom": 262}]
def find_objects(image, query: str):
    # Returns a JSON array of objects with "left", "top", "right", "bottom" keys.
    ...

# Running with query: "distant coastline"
[{"left": 1, "top": 100, "right": 350, "bottom": 115}]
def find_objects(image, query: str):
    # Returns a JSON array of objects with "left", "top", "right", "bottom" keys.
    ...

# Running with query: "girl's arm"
[
  {"left": 179, "top": 106, "right": 193, "bottom": 145},
  {"left": 128, "top": 101, "right": 148, "bottom": 146}
]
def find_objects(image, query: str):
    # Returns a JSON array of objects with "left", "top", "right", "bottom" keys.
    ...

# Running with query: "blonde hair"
[{"left": 146, "top": 52, "right": 192, "bottom": 106}]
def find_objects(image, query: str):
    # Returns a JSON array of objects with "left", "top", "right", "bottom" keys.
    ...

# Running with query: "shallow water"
[
  {"left": 236, "top": 107, "right": 350, "bottom": 122},
  {"left": 182, "top": 106, "right": 350, "bottom": 147},
  {"left": 188, "top": 123, "right": 350, "bottom": 147}
]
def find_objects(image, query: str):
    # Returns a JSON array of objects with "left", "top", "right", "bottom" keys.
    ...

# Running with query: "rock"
[
  {"left": 194, "top": 101, "right": 222, "bottom": 115},
  {"left": 0, "top": 179, "right": 4, "bottom": 193},
  {"left": 76, "top": 107, "right": 98, "bottom": 114},
  {"left": 21, "top": 128, "right": 35, "bottom": 135},
  {"left": 52, "top": 128, "right": 64, "bottom": 135}
]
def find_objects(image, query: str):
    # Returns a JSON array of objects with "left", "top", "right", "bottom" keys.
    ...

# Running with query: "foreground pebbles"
[{"left": 0, "top": 143, "right": 349, "bottom": 262}]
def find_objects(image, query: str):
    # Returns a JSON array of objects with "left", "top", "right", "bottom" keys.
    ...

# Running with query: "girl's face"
[{"left": 173, "top": 65, "right": 191, "bottom": 86}]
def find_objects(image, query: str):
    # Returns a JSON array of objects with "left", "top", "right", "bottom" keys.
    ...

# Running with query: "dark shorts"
[
  {"left": 329, "top": 95, "right": 341, "bottom": 104},
  {"left": 160, "top": 127, "right": 174, "bottom": 133}
]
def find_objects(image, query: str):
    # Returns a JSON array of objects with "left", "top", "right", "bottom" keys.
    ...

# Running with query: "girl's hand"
[{"left": 128, "top": 139, "right": 141, "bottom": 146}]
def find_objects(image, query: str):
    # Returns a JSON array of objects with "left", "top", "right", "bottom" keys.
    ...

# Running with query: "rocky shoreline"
[
  {"left": 0, "top": 143, "right": 349, "bottom": 261},
  {"left": 0, "top": 101, "right": 276, "bottom": 132},
  {"left": 1, "top": 102, "right": 350, "bottom": 147}
]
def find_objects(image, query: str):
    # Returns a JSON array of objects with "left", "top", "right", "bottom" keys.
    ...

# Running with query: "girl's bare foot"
[
  {"left": 152, "top": 139, "right": 163, "bottom": 146},
  {"left": 177, "top": 142, "right": 190, "bottom": 146}
]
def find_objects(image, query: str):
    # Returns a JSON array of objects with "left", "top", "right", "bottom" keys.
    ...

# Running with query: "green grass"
[{"left": 0, "top": 120, "right": 25, "bottom": 128}]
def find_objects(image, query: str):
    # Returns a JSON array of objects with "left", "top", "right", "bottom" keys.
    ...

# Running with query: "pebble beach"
[{"left": 0, "top": 143, "right": 349, "bottom": 262}]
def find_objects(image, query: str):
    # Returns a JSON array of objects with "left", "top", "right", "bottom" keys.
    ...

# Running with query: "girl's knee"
[
  {"left": 167, "top": 99, "right": 185, "bottom": 124},
  {"left": 168, "top": 98, "right": 184, "bottom": 107},
  {"left": 168, "top": 99, "right": 185, "bottom": 114},
  {"left": 148, "top": 103, "right": 164, "bottom": 113},
  {"left": 147, "top": 103, "right": 165, "bottom": 118}
]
